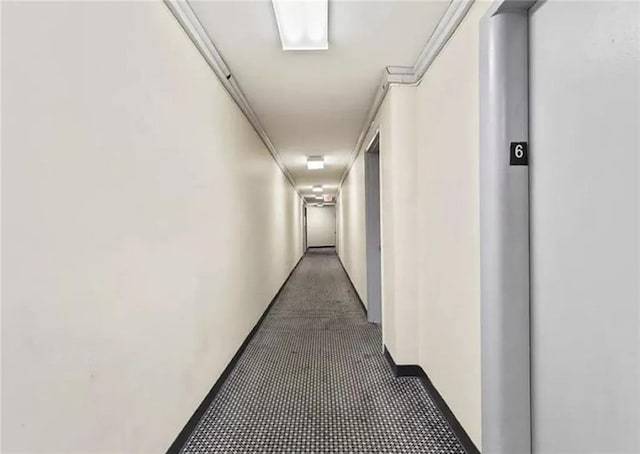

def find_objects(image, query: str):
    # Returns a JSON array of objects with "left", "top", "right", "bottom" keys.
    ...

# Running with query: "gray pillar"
[{"left": 479, "top": 2, "right": 534, "bottom": 453}]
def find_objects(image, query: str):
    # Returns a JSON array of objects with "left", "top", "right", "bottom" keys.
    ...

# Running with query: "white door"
[
  {"left": 529, "top": 1, "right": 639, "bottom": 452},
  {"left": 306, "top": 206, "right": 336, "bottom": 247}
]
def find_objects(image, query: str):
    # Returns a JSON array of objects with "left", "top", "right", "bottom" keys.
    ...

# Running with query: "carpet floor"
[{"left": 181, "top": 247, "right": 466, "bottom": 454}]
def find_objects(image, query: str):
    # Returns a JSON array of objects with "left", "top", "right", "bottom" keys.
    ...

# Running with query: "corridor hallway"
[
  {"left": 179, "top": 248, "right": 464, "bottom": 454},
  {"left": 3, "top": 1, "right": 639, "bottom": 453}
]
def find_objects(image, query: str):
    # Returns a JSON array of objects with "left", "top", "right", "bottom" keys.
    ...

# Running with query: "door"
[
  {"left": 306, "top": 206, "right": 336, "bottom": 247},
  {"left": 365, "top": 135, "right": 382, "bottom": 324},
  {"left": 303, "top": 204, "right": 308, "bottom": 252},
  {"left": 529, "top": 1, "right": 639, "bottom": 452}
]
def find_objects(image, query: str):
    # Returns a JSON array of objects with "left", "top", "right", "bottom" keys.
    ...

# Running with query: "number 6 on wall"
[{"left": 510, "top": 141, "right": 528, "bottom": 166}]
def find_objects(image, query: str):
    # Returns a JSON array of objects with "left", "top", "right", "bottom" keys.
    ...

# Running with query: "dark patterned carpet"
[{"left": 181, "top": 247, "right": 465, "bottom": 453}]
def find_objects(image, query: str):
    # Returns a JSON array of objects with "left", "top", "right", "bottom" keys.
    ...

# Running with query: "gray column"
[{"left": 479, "top": 1, "right": 534, "bottom": 453}]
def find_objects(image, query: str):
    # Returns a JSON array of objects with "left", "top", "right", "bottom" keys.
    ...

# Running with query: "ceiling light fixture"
[
  {"left": 312, "top": 185, "right": 323, "bottom": 192},
  {"left": 315, "top": 196, "right": 323, "bottom": 200},
  {"left": 307, "top": 156, "right": 324, "bottom": 170},
  {"left": 272, "top": 0, "right": 328, "bottom": 51}
]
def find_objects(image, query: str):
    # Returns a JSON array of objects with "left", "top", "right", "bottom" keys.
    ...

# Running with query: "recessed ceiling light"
[
  {"left": 307, "top": 156, "right": 324, "bottom": 170},
  {"left": 272, "top": 0, "right": 328, "bottom": 51},
  {"left": 317, "top": 204, "right": 324, "bottom": 207},
  {"left": 315, "top": 196, "right": 323, "bottom": 200},
  {"left": 312, "top": 185, "right": 323, "bottom": 192}
]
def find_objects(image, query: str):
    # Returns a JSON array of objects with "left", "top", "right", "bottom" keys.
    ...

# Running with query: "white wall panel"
[{"left": 1, "top": 3, "right": 302, "bottom": 452}]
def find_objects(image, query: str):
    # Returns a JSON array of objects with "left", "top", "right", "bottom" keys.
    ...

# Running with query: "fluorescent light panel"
[
  {"left": 272, "top": 0, "right": 328, "bottom": 51},
  {"left": 307, "top": 156, "right": 324, "bottom": 170},
  {"left": 312, "top": 185, "right": 323, "bottom": 192}
]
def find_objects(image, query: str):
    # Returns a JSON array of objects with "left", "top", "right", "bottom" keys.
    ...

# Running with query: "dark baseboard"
[
  {"left": 166, "top": 255, "right": 304, "bottom": 454},
  {"left": 336, "top": 255, "right": 367, "bottom": 316},
  {"left": 383, "top": 347, "right": 424, "bottom": 378},
  {"left": 307, "top": 245, "right": 336, "bottom": 249},
  {"left": 383, "top": 346, "right": 480, "bottom": 454}
]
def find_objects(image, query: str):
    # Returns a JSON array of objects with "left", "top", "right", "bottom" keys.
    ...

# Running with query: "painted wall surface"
[
  {"left": 529, "top": 1, "right": 639, "bottom": 452},
  {"left": 307, "top": 206, "right": 336, "bottom": 247},
  {"left": 380, "top": 87, "right": 419, "bottom": 365},
  {"left": 415, "top": 2, "right": 489, "bottom": 447},
  {"left": 1, "top": 2, "right": 302, "bottom": 453},
  {"left": 336, "top": 151, "right": 368, "bottom": 307},
  {"left": 336, "top": 0, "right": 489, "bottom": 447},
  {"left": 336, "top": 87, "right": 419, "bottom": 358}
]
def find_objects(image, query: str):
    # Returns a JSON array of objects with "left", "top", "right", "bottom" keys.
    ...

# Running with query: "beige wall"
[
  {"left": 336, "top": 86, "right": 419, "bottom": 362},
  {"left": 380, "top": 87, "right": 419, "bottom": 364},
  {"left": 1, "top": 2, "right": 302, "bottom": 453},
  {"left": 336, "top": 0, "right": 490, "bottom": 447},
  {"left": 336, "top": 150, "right": 368, "bottom": 307},
  {"left": 415, "top": 1, "right": 490, "bottom": 446}
]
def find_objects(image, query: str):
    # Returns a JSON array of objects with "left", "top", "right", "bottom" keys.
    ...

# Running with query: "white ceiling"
[{"left": 190, "top": 0, "right": 450, "bottom": 200}]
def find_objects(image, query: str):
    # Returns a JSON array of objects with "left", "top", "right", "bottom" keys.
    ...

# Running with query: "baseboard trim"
[
  {"left": 307, "top": 245, "right": 336, "bottom": 249},
  {"left": 166, "top": 255, "right": 304, "bottom": 454},
  {"left": 336, "top": 255, "right": 367, "bottom": 316},
  {"left": 383, "top": 346, "right": 480, "bottom": 454},
  {"left": 383, "top": 347, "right": 424, "bottom": 378}
]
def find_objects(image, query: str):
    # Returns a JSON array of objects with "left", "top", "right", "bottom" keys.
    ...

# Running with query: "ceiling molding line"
[
  {"left": 410, "top": 0, "right": 476, "bottom": 82},
  {"left": 164, "top": 0, "right": 301, "bottom": 197},
  {"left": 337, "top": 0, "right": 475, "bottom": 188}
]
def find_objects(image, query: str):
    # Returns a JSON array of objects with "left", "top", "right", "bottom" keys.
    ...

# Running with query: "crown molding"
[
  {"left": 338, "top": 0, "right": 475, "bottom": 188},
  {"left": 164, "top": 0, "right": 300, "bottom": 196},
  {"left": 164, "top": 0, "right": 475, "bottom": 197}
]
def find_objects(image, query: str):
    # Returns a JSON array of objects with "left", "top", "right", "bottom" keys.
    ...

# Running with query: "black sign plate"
[{"left": 510, "top": 142, "right": 528, "bottom": 166}]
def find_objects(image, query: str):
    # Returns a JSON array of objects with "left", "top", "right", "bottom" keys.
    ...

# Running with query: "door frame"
[
  {"left": 364, "top": 132, "right": 382, "bottom": 324},
  {"left": 303, "top": 203, "right": 308, "bottom": 253},
  {"left": 479, "top": 1, "right": 537, "bottom": 453}
]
